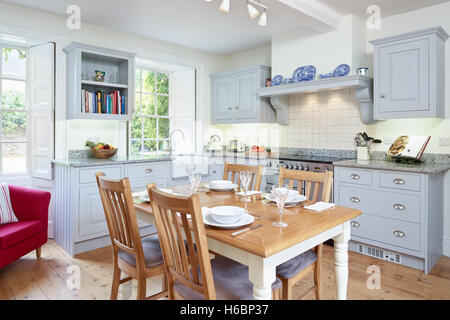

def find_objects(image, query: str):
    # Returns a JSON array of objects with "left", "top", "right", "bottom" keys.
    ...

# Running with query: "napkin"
[
  {"left": 304, "top": 202, "right": 336, "bottom": 212},
  {"left": 235, "top": 190, "right": 262, "bottom": 196}
]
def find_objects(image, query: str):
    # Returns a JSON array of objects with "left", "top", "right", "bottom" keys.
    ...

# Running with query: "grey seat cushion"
[
  {"left": 173, "top": 256, "right": 282, "bottom": 300},
  {"left": 117, "top": 235, "right": 164, "bottom": 268},
  {"left": 276, "top": 250, "right": 317, "bottom": 279}
]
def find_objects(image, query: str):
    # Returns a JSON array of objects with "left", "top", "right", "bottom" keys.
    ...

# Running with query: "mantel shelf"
[{"left": 258, "top": 75, "right": 376, "bottom": 125}]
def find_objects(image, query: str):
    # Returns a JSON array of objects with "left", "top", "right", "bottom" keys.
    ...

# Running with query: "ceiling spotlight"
[
  {"left": 220, "top": 0, "right": 230, "bottom": 13},
  {"left": 247, "top": 2, "right": 259, "bottom": 19},
  {"left": 258, "top": 9, "right": 267, "bottom": 26}
]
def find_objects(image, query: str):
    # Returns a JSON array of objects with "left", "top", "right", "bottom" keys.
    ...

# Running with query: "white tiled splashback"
[{"left": 211, "top": 88, "right": 375, "bottom": 150}]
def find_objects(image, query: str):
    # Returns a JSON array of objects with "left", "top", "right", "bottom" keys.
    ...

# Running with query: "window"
[
  {"left": 131, "top": 67, "right": 171, "bottom": 154},
  {"left": 0, "top": 46, "right": 28, "bottom": 174}
]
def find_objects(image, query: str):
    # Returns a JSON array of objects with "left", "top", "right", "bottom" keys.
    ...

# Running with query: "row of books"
[{"left": 81, "top": 90, "right": 126, "bottom": 115}]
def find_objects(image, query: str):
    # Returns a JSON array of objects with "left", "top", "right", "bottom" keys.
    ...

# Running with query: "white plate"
[
  {"left": 202, "top": 207, "right": 254, "bottom": 229},
  {"left": 263, "top": 193, "right": 307, "bottom": 205},
  {"left": 205, "top": 183, "right": 238, "bottom": 191}
]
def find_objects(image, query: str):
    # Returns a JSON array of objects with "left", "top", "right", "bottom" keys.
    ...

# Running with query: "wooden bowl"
[{"left": 90, "top": 148, "right": 118, "bottom": 159}]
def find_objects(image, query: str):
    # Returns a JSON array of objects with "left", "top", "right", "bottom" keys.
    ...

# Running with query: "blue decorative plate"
[
  {"left": 333, "top": 64, "right": 350, "bottom": 77},
  {"left": 283, "top": 78, "right": 293, "bottom": 85},
  {"left": 271, "top": 75, "right": 283, "bottom": 86},
  {"left": 292, "top": 65, "right": 316, "bottom": 83},
  {"left": 318, "top": 73, "right": 333, "bottom": 79}
]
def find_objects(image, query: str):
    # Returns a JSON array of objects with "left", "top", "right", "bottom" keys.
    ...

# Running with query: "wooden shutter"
[{"left": 30, "top": 42, "right": 55, "bottom": 179}]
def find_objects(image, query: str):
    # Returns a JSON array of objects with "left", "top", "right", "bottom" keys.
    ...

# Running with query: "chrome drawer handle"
[
  {"left": 350, "top": 196, "right": 360, "bottom": 203},
  {"left": 351, "top": 221, "right": 360, "bottom": 227},
  {"left": 393, "top": 230, "right": 406, "bottom": 238},
  {"left": 393, "top": 178, "right": 406, "bottom": 185},
  {"left": 350, "top": 174, "right": 360, "bottom": 180},
  {"left": 393, "top": 203, "right": 406, "bottom": 211},
  {"left": 145, "top": 169, "right": 153, "bottom": 173}
]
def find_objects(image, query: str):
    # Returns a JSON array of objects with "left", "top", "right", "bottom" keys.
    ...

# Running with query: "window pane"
[
  {"left": 2, "top": 111, "right": 27, "bottom": 141},
  {"left": 131, "top": 117, "right": 142, "bottom": 139},
  {"left": 133, "top": 94, "right": 141, "bottom": 114},
  {"left": 2, "top": 143, "right": 26, "bottom": 173},
  {"left": 131, "top": 140, "right": 142, "bottom": 155},
  {"left": 143, "top": 140, "right": 157, "bottom": 153},
  {"left": 157, "top": 95, "right": 169, "bottom": 116},
  {"left": 135, "top": 69, "right": 141, "bottom": 92},
  {"left": 2, "top": 80, "right": 26, "bottom": 110},
  {"left": 2, "top": 48, "right": 26, "bottom": 78},
  {"left": 157, "top": 73, "right": 169, "bottom": 94},
  {"left": 142, "top": 94, "right": 155, "bottom": 115},
  {"left": 143, "top": 117, "right": 157, "bottom": 139},
  {"left": 142, "top": 71, "right": 156, "bottom": 93},
  {"left": 158, "top": 118, "right": 170, "bottom": 139},
  {"left": 158, "top": 140, "right": 170, "bottom": 152}
]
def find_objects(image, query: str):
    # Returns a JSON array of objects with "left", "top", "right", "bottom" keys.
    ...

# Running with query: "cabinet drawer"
[
  {"left": 129, "top": 177, "right": 168, "bottom": 192},
  {"left": 339, "top": 186, "right": 420, "bottom": 223},
  {"left": 350, "top": 214, "right": 421, "bottom": 252},
  {"left": 126, "top": 162, "right": 170, "bottom": 180},
  {"left": 338, "top": 168, "right": 372, "bottom": 186},
  {"left": 379, "top": 172, "right": 421, "bottom": 192},
  {"left": 79, "top": 166, "right": 122, "bottom": 184}
]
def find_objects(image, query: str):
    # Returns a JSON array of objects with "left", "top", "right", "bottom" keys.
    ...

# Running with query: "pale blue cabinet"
[
  {"left": 371, "top": 27, "right": 448, "bottom": 119},
  {"left": 211, "top": 65, "right": 275, "bottom": 124}
]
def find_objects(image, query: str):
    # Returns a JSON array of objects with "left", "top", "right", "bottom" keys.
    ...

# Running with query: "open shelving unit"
[{"left": 64, "top": 42, "right": 136, "bottom": 121}]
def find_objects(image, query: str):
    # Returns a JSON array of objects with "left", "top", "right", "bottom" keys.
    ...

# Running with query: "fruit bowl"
[{"left": 90, "top": 148, "right": 117, "bottom": 159}]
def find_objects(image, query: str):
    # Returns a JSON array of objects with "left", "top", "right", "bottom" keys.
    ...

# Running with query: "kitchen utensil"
[{"left": 231, "top": 224, "right": 263, "bottom": 237}]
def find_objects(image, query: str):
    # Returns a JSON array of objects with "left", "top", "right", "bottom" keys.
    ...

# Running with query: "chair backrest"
[
  {"left": 96, "top": 172, "right": 146, "bottom": 269},
  {"left": 147, "top": 184, "right": 216, "bottom": 300},
  {"left": 278, "top": 167, "right": 333, "bottom": 202},
  {"left": 222, "top": 162, "right": 263, "bottom": 191}
]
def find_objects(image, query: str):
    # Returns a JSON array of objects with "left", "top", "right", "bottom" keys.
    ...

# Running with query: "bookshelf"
[{"left": 63, "top": 42, "right": 136, "bottom": 120}]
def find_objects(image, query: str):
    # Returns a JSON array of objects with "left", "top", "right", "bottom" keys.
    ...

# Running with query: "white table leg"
[
  {"left": 333, "top": 222, "right": 351, "bottom": 300},
  {"left": 248, "top": 255, "right": 276, "bottom": 300}
]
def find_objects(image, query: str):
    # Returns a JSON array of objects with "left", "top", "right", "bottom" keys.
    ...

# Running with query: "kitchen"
[{"left": 0, "top": 0, "right": 449, "bottom": 303}]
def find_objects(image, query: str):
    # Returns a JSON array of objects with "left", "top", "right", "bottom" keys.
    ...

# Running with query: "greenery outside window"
[
  {"left": 0, "top": 46, "right": 28, "bottom": 174},
  {"left": 131, "top": 67, "right": 170, "bottom": 154}
]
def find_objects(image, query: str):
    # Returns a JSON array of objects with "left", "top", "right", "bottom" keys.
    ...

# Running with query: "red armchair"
[{"left": 0, "top": 185, "right": 51, "bottom": 269}]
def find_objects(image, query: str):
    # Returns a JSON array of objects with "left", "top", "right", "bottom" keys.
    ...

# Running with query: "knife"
[{"left": 231, "top": 224, "right": 263, "bottom": 237}]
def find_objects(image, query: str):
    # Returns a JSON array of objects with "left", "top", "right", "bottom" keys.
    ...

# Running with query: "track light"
[
  {"left": 220, "top": 0, "right": 230, "bottom": 13},
  {"left": 247, "top": 2, "right": 259, "bottom": 19},
  {"left": 258, "top": 9, "right": 267, "bottom": 26}
]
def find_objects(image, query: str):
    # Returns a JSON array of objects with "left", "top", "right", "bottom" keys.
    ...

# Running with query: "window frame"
[
  {"left": 131, "top": 65, "right": 172, "bottom": 155},
  {"left": 0, "top": 44, "right": 30, "bottom": 177}
]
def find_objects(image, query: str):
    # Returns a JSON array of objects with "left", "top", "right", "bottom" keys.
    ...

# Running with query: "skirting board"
[{"left": 443, "top": 236, "right": 450, "bottom": 257}]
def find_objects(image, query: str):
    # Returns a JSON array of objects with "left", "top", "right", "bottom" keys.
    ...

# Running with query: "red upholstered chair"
[{"left": 0, "top": 185, "right": 51, "bottom": 269}]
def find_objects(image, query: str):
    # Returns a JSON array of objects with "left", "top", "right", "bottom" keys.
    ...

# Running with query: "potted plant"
[{"left": 355, "top": 133, "right": 381, "bottom": 160}]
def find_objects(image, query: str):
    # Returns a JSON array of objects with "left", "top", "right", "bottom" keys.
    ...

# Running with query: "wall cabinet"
[
  {"left": 371, "top": 27, "right": 449, "bottom": 119},
  {"left": 210, "top": 65, "right": 276, "bottom": 124}
]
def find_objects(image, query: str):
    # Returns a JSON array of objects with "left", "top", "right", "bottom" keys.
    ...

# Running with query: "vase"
[{"left": 357, "top": 147, "right": 370, "bottom": 160}]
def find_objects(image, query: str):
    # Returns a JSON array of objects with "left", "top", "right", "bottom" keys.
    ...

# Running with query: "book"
[
  {"left": 80, "top": 89, "right": 126, "bottom": 115},
  {"left": 387, "top": 136, "right": 431, "bottom": 160}
]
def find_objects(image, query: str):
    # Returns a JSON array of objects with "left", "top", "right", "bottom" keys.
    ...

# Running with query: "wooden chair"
[
  {"left": 275, "top": 167, "right": 333, "bottom": 300},
  {"left": 222, "top": 162, "right": 263, "bottom": 191},
  {"left": 147, "top": 184, "right": 282, "bottom": 300},
  {"left": 95, "top": 173, "right": 168, "bottom": 300}
]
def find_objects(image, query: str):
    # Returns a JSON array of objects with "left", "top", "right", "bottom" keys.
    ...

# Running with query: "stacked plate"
[
  {"left": 205, "top": 180, "right": 238, "bottom": 192},
  {"left": 202, "top": 206, "right": 254, "bottom": 229},
  {"left": 264, "top": 190, "right": 307, "bottom": 206}
]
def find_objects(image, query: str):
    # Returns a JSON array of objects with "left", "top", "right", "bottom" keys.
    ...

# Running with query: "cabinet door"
[
  {"left": 211, "top": 76, "right": 234, "bottom": 121},
  {"left": 378, "top": 39, "right": 429, "bottom": 114},
  {"left": 78, "top": 185, "right": 108, "bottom": 240},
  {"left": 234, "top": 71, "right": 258, "bottom": 120}
]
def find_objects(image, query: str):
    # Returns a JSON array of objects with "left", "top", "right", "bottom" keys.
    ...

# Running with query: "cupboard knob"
[
  {"left": 350, "top": 174, "right": 360, "bottom": 180},
  {"left": 393, "top": 230, "right": 406, "bottom": 238},
  {"left": 145, "top": 169, "right": 153, "bottom": 173},
  {"left": 228, "top": 107, "right": 232, "bottom": 110},
  {"left": 393, "top": 203, "right": 406, "bottom": 211},
  {"left": 393, "top": 178, "right": 405, "bottom": 185},
  {"left": 380, "top": 94, "right": 386, "bottom": 98},
  {"left": 350, "top": 196, "right": 360, "bottom": 203},
  {"left": 235, "top": 106, "right": 239, "bottom": 110},
  {"left": 351, "top": 221, "right": 360, "bottom": 227}
]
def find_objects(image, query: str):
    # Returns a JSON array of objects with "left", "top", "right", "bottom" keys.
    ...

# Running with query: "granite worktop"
[
  {"left": 333, "top": 159, "right": 450, "bottom": 174},
  {"left": 52, "top": 154, "right": 174, "bottom": 168}
]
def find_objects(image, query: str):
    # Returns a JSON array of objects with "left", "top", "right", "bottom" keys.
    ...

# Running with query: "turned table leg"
[{"left": 333, "top": 222, "right": 350, "bottom": 300}]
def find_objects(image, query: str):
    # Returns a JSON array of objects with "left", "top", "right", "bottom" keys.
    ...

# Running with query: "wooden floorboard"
[{"left": 0, "top": 240, "right": 449, "bottom": 300}]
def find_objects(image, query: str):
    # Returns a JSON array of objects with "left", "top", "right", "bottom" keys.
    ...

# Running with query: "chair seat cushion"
[
  {"left": 0, "top": 220, "right": 42, "bottom": 249},
  {"left": 276, "top": 250, "right": 317, "bottom": 279},
  {"left": 174, "top": 256, "right": 282, "bottom": 300},
  {"left": 117, "top": 235, "right": 164, "bottom": 268}
]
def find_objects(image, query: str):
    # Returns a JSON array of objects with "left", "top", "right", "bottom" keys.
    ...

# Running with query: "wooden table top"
[{"left": 134, "top": 187, "right": 361, "bottom": 258}]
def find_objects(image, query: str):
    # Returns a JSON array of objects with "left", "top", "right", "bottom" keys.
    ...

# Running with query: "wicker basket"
[{"left": 90, "top": 148, "right": 118, "bottom": 159}]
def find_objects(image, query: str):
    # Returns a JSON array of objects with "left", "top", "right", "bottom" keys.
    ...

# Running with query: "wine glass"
[
  {"left": 188, "top": 172, "right": 202, "bottom": 194},
  {"left": 271, "top": 185, "right": 290, "bottom": 228},
  {"left": 239, "top": 171, "right": 252, "bottom": 212}
]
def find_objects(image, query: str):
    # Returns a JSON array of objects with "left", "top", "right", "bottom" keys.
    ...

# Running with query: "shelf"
[
  {"left": 258, "top": 75, "right": 376, "bottom": 125},
  {"left": 81, "top": 80, "right": 128, "bottom": 89},
  {"left": 75, "top": 113, "right": 131, "bottom": 121}
]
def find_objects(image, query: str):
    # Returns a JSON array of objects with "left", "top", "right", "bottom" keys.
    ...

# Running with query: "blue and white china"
[
  {"left": 357, "top": 67, "right": 369, "bottom": 76},
  {"left": 271, "top": 75, "right": 283, "bottom": 86},
  {"left": 292, "top": 65, "right": 316, "bottom": 82},
  {"left": 318, "top": 73, "right": 333, "bottom": 79},
  {"left": 283, "top": 78, "right": 293, "bottom": 84},
  {"left": 333, "top": 64, "right": 350, "bottom": 77}
]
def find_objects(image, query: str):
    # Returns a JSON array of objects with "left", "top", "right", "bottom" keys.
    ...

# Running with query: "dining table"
[{"left": 133, "top": 185, "right": 361, "bottom": 300}]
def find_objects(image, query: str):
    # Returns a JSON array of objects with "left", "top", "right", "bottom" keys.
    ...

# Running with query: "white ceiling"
[{"left": 2, "top": 0, "right": 448, "bottom": 54}]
